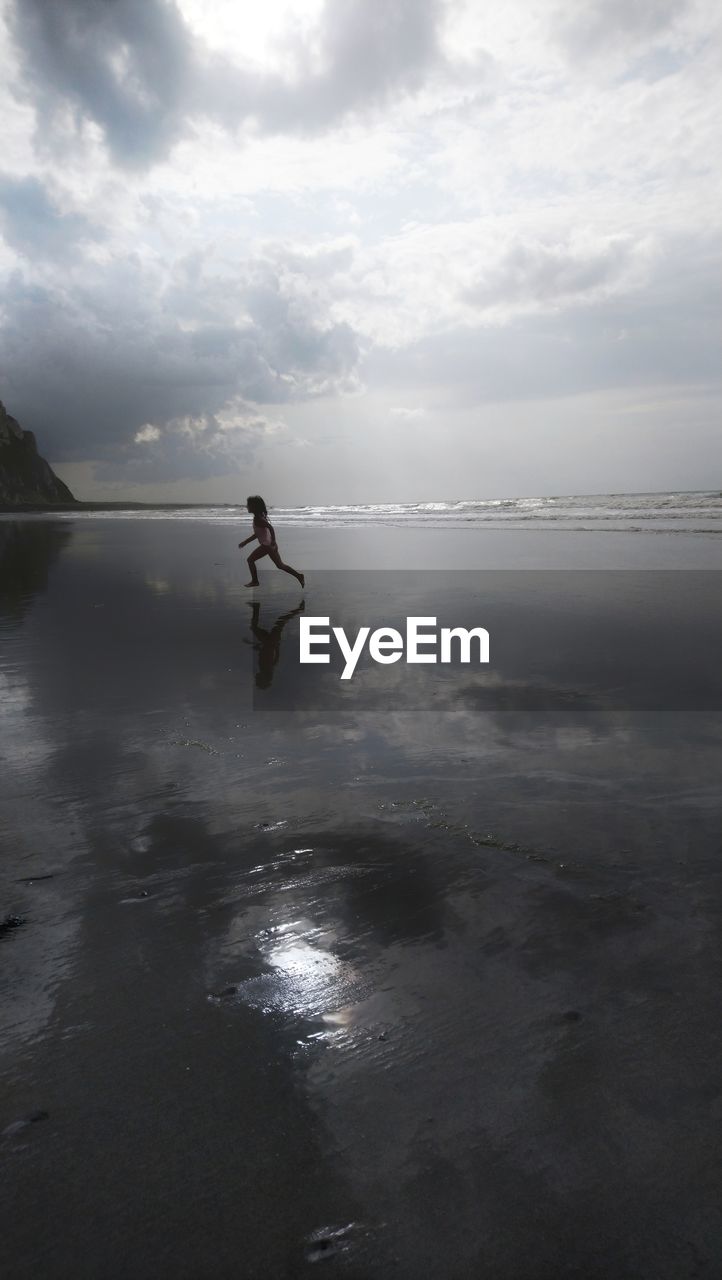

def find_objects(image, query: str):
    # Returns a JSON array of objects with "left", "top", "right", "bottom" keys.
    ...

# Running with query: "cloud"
[
  {"left": 0, "top": 248, "right": 361, "bottom": 479},
  {"left": 217, "top": 0, "right": 446, "bottom": 134},
  {"left": 311, "top": 221, "right": 661, "bottom": 349},
  {"left": 365, "top": 233, "right": 720, "bottom": 406},
  {"left": 389, "top": 405, "right": 425, "bottom": 420},
  {"left": 0, "top": 0, "right": 718, "bottom": 499},
  {"left": 2, "top": 214, "right": 711, "bottom": 489},
  {"left": 7, "top": 0, "right": 197, "bottom": 167},
  {"left": 0, "top": 173, "right": 102, "bottom": 256},
  {"left": 552, "top": 0, "right": 702, "bottom": 66},
  {"left": 462, "top": 234, "right": 647, "bottom": 314},
  {"left": 100, "top": 402, "right": 286, "bottom": 484},
  {"left": 7, "top": 0, "right": 447, "bottom": 168},
  {"left": 134, "top": 424, "right": 161, "bottom": 443}
]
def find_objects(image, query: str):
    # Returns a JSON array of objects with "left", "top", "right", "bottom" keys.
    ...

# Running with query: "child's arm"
[{"left": 238, "top": 531, "right": 258, "bottom": 548}]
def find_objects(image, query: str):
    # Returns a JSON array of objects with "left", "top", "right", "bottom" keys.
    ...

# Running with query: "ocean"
[{"left": 7, "top": 489, "right": 722, "bottom": 535}]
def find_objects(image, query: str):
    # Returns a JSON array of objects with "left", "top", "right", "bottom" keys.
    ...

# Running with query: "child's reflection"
[{"left": 245, "top": 600, "right": 305, "bottom": 689}]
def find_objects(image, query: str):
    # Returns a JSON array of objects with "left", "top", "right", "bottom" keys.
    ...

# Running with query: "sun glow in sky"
[
  {"left": 178, "top": 0, "right": 326, "bottom": 67},
  {"left": 0, "top": 0, "right": 719, "bottom": 502}
]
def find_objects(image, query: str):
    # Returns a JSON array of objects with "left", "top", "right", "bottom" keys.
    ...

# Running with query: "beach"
[{"left": 1, "top": 506, "right": 721, "bottom": 1278}]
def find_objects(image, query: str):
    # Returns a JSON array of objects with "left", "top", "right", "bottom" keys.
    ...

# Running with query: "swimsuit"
[{"left": 254, "top": 516, "right": 275, "bottom": 548}]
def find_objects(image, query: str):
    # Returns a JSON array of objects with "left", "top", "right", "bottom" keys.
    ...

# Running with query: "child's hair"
[{"left": 246, "top": 494, "right": 268, "bottom": 517}]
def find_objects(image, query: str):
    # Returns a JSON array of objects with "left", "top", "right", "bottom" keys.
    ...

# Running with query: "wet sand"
[{"left": 1, "top": 519, "right": 721, "bottom": 1278}]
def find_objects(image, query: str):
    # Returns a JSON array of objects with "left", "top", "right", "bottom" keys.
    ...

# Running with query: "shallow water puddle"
[{"left": 212, "top": 918, "right": 368, "bottom": 1027}]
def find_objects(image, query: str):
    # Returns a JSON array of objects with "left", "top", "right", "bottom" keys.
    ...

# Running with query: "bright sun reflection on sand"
[
  {"left": 265, "top": 936, "right": 340, "bottom": 982},
  {"left": 231, "top": 918, "right": 361, "bottom": 1025}
]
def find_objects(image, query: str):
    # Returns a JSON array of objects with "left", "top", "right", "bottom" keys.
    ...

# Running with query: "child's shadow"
[{"left": 244, "top": 600, "right": 305, "bottom": 690}]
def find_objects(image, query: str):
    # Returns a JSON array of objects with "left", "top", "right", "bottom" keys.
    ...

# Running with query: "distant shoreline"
[{"left": 0, "top": 502, "right": 244, "bottom": 513}]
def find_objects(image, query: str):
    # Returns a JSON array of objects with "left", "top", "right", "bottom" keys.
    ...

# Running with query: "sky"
[{"left": 0, "top": 0, "right": 719, "bottom": 505}]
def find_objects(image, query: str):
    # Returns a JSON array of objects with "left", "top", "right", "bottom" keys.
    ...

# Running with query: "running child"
[{"left": 239, "top": 495, "right": 305, "bottom": 589}]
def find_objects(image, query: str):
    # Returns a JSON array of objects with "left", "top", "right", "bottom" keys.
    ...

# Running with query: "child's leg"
[
  {"left": 245, "top": 546, "right": 269, "bottom": 586},
  {"left": 269, "top": 546, "right": 305, "bottom": 588}
]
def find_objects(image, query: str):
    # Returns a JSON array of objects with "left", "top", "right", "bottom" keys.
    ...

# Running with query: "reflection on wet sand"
[
  {"left": 1, "top": 519, "right": 721, "bottom": 1278},
  {"left": 245, "top": 599, "right": 306, "bottom": 689},
  {"left": 0, "top": 521, "right": 72, "bottom": 622}
]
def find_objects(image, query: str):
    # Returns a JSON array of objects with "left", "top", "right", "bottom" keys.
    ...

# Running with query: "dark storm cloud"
[
  {"left": 92, "top": 410, "right": 274, "bottom": 485},
  {"left": 8, "top": 0, "right": 197, "bottom": 166},
  {"left": 0, "top": 173, "right": 102, "bottom": 256},
  {"left": 8, "top": 0, "right": 446, "bottom": 167},
  {"left": 0, "top": 254, "right": 360, "bottom": 476}
]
